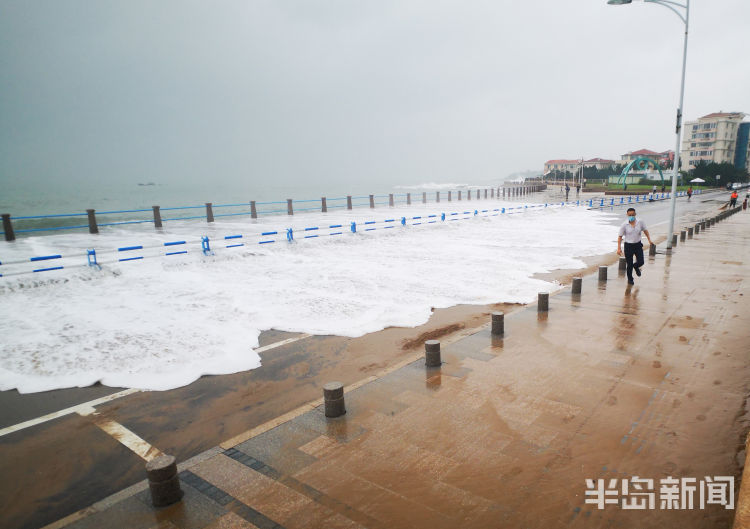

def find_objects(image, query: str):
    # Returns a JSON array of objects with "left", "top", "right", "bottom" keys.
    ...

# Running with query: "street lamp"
[{"left": 607, "top": 0, "right": 690, "bottom": 252}]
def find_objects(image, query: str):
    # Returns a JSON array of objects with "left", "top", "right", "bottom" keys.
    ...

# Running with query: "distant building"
[
  {"left": 543, "top": 160, "right": 580, "bottom": 174},
  {"left": 543, "top": 158, "right": 616, "bottom": 174},
  {"left": 681, "top": 112, "right": 750, "bottom": 171},
  {"left": 620, "top": 149, "right": 674, "bottom": 169},
  {"left": 583, "top": 158, "right": 617, "bottom": 170},
  {"left": 737, "top": 122, "right": 750, "bottom": 171}
]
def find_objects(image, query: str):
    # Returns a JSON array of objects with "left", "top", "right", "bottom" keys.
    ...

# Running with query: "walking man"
[
  {"left": 730, "top": 190, "right": 738, "bottom": 207},
  {"left": 616, "top": 208, "right": 654, "bottom": 285},
  {"left": 687, "top": 185, "right": 693, "bottom": 201}
]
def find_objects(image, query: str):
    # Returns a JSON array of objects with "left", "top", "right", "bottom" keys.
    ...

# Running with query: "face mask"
[{"left": 628, "top": 216, "right": 636, "bottom": 222}]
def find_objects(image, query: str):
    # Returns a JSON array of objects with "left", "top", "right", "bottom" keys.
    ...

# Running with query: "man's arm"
[
  {"left": 617, "top": 235, "right": 623, "bottom": 256},
  {"left": 643, "top": 229, "right": 654, "bottom": 246}
]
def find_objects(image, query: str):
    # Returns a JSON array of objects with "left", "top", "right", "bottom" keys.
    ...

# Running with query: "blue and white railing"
[{"left": 0, "top": 189, "right": 703, "bottom": 278}]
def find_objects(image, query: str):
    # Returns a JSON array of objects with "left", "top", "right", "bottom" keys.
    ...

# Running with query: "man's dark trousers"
[{"left": 624, "top": 241, "right": 644, "bottom": 281}]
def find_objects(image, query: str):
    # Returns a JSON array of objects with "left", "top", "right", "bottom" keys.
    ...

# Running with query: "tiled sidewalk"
[{"left": 55, "top": 208, "right": 750, "bottom": 529}]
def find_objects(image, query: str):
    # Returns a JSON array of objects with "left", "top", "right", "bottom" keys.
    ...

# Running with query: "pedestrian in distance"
[
  {"left": 617, "top": 208, "right": 654, "bottom": 286},
  {"left": 661, "top": 183, "right": 666, "bottom": 193},
  {"left": 730, "top": 190, "right": 738, "bottom": 208},
  {"left": 687, "top": 185, "right": 693, "bottom": 201},
  {"left": 565, "top": 183, "right": 570, "bottom": 201}
]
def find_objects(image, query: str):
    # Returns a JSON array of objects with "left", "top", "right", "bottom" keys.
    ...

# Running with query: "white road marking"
[
  {"left": 0, "top": 388, "right": 140, "bottom": 438},
  {"left": 0, "top": 333, "right": 311, "bottom": 438},
  {"left": 88, "top": 414, "right": 163, "bottom": 461},
  {"left": 254, "top": 334, "right": 311, "bottom": 353}
]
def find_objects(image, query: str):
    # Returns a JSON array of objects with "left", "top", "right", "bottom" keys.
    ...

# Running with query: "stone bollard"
[
  {"left": 87, "top": 209, "right": 99, "bottom": 234},
  {"left": 323, "top": 382, "right": 346, "bottom": 418},
  {"left": 369, "top": 195, "right": 375, "bottom": 209},
  {"left": 422, "top": 192, "right": 427, "bottom": 204},
  {"left": 538, "top": 292, "right": 549, "bottom": 312},
  {"left": 701, "top": 220, "right": 706, "bottom": 230},
  {"left": 458, "top": 190, "right": 462, "bottom": 201},
  {"left": 598, "top": 266, "right": 607, "bottom": 281},
  {"left": 146, "top": 455, "right": 183, "bottom": 508},
  {"left": 388, "top": 194, "right": 393, "bottom": 207},
  {"left": 694, "top": 223, "right": 699, "bottom": 235},
  {"left": 322, "top": 197, "right": 328, "bottom": 212},
  {"left": 1, "top": 213, "right": 15, "bottom": 241},
  {"left": 687, "top": 226, "right": 693, "bottom": 238},
  {"left": 491, "top": 312, "right": 504, "bottom": 335},
  {"left": 250, "top": 201, "right": 257, "bottom": 219},
  {"left": 680, "top": 230, "right": 686, "bottom": 242},
  {"left": 347, "top": 196, "right": 353, "bottom": 210},
  {"left": 406, "top": 193, "right": 411, "bottom": 205},
  {"left": 649, "top": 243, "right": 656, "bottom": 256},
  {"left": 572, "top": 277, "right": 582, "bottom": 294},
  {"left": 425, "top": 340, "right": 441, "bottom": 367},
  {"left": 618, "top": 257, "right": 626, "bottom": 271},
  {"left": 448, "top": 191, "right": 452, "bottom": 202},
  {"left": 152, "top": 206, "right": 163, "bottom": 228},
  {"left": 672, "top": 234, "right": 678, "bottom": 247},
  {"left": 436, "top": 191, "right": 440, "bottom": 203}
]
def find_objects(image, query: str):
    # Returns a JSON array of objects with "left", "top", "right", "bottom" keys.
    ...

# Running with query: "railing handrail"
[
  {"left": 0, "top": 188, "right": 714, "bottom": 279},
  {"left": 1, "top": 185, "right": 550, "bottom": 241}
]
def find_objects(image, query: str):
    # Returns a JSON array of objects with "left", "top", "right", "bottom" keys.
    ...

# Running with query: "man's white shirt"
[{"left": 619, "top": 219, "right": 647, "bottom": 244}]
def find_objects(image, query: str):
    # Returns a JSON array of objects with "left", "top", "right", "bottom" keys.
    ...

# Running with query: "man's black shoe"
[
  {"left": 628, "top": 279, "right": 635, "bottom": 285},
  {"left": 635, "top": 266, "right": 641, "bottom": 277}
]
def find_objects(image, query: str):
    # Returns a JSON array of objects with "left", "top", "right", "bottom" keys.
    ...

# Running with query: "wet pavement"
[
  {"left": 21, "top": 206, "right": 748, "bottom": 528},
  {"left": 0, "top": 302, "right": 511, "bottom": 529}
]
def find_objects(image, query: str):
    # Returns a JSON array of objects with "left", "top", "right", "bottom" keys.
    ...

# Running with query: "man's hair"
[{"left": 627, "top": 208, "right": 636, "bottom": 214}]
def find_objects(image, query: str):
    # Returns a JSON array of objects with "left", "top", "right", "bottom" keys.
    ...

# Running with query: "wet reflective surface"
[
  {"left": 1, "top": 198, "right": 747, "bottom": 529},
  {"left": 52, "top": 210, "right": 750, "bottom": 528}
]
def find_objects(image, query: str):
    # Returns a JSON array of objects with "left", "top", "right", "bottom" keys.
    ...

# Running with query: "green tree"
[{"left": 689, "top": 161, "right": 749, "bottom": 186}]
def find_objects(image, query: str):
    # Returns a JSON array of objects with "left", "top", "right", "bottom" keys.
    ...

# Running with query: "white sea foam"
[{"left": 0, "top": 201, "right": 617, "bottom": 393}]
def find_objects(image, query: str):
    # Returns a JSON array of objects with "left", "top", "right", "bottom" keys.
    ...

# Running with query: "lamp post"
[{"left": 607, "top": 0, "right": 690, "bottom": 252}]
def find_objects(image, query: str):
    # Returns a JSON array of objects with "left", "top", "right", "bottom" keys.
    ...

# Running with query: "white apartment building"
[{"left": 681, "top": 112, "right": 749, "bottom": 170}]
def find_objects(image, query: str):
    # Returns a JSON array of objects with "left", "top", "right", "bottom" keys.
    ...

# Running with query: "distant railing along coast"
[
  {"left": 0, "top": 189, "right": 706, "bottom": 279},
  {"left": 1, "top": 184, "right": 548, "bottom": 242}
]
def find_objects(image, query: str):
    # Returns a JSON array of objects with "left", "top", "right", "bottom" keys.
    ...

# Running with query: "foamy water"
[{"left": 0, "top": 201, "right": 617, "bottom": 393}]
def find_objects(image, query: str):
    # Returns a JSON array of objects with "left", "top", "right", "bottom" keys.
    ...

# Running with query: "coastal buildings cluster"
[{"left": 544, "top": 111, "right": 750, "bottom": 176}]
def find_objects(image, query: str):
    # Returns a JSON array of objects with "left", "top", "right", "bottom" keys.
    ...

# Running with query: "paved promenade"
[{"left": 46, "top": 207, "right": 750, "bottom": 529}]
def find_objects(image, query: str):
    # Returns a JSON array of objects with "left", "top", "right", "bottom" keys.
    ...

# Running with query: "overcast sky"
[{"left": 1, "top": 0, "right": 748, "bottom": 191}]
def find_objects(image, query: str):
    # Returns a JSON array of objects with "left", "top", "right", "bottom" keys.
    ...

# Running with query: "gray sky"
[{"left": 1, "top": 0, "right": 749, "bottom": 191}]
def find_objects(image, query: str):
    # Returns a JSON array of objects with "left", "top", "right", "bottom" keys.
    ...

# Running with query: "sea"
[{"left": 1, "top": 178, "right": 513, "bottom": 217}]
